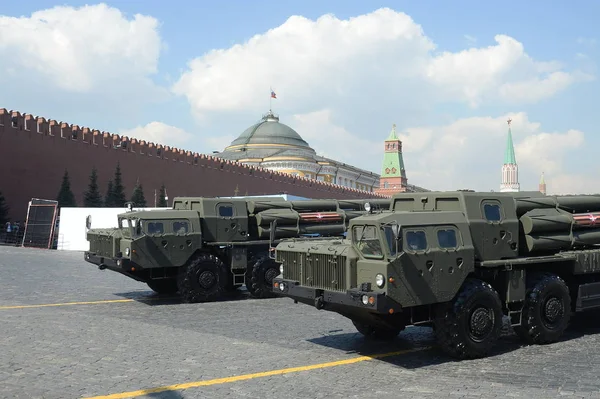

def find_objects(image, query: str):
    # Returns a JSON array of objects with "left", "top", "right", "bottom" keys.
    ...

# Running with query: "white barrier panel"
[{"left": 56, "top": 207, "right": 169, "bottom": 251}]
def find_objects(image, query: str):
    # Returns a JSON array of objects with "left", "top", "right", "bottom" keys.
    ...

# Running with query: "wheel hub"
[
  {"left": 198, "top": 270, "right": 216, "bottom": 289},
  {"left": 544, "top": 297, "right": 564, "bottom": 323},
  {"left": 470, "top": 307, "right": 494, "bottom": 341},
  {"left": 264, "top": 267, "right": 278, "bottom": 285}
]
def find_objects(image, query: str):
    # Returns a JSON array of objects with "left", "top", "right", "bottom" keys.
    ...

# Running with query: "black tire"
[
  {"left": 177, "top": 253, "right": 227, "bottom": 303},
  {"left": 433, "top": 278, "right": 503, "bottom": 359},
  {"left": 514, "top": 273, "right": 571, "bottom": 345},
  {"left": 352, "top": 320, "right": 401, "bottom": 340},
  {"left": 146, "top": 278, "right": 179, "bottom": 295},
  {"left": 246, "top": 255, "right": 280, "bottom": 298}
]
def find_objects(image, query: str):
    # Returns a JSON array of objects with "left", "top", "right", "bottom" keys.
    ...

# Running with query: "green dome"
[{"left": 225, "top": 111, "right": 312, "bottom": 150}]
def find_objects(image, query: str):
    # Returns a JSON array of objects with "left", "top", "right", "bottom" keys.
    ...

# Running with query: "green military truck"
[
  {"left": 272, "top": 190, "right": 600, "bottom": 359},
  {"left": 84, "top": 196, "right": 389, "bottom": 303}
]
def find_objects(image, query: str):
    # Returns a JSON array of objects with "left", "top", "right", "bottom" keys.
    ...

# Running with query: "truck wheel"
[
  {"left": 433, "top": 278, "right": 503, "bottom": 359},
  {"left": 177, "top": 253, "right": 227, "bottom": 303},
  {"left": 514, "top": 273, "right": 571, "bottom": 345},
  {"left": 146, "top": 279, "right": 179, "bottom": 295},
  {"left": 352, "top": 320, "right": 401, "bottom": 340},
  {"left": 246, "top": 256, "right": 279, "bottom": 299}
]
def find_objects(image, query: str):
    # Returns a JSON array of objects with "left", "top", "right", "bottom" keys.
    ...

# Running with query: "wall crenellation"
[{"left": 0, "top": 107, "right": 389, "bottom": 199}]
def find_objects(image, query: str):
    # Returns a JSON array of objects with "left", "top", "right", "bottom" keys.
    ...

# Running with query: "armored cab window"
[
  {"left": 146, "top": 222, "right": 164, "bottom": 235},
  {"left": 437, "top": 228, "right": 458, "bottom": 249},
  {"left": 382, "top": 226, "right": 399, "bottom": 256},
  {"left": 173, "top": 221, "right": 189, "bottom": 235},
  {"left": 352, "top": 225, "right": 383, "bottom": 258},
  {"left": 405, "top": 230, "right": 427, "bottom": 251},
  {"left": 483, "top": 202, "right": 502, "bottom": 222},
  {"left": 218, "top": 205, "right": 234, "bottom": 217}
]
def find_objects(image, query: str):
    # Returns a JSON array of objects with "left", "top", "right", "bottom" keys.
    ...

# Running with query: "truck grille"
[
  {"left": 278, "top": 250, "right": 347, "bottom": 292},
  {"left": 89, "top": 235, "right": 114, "bottom": 257}
]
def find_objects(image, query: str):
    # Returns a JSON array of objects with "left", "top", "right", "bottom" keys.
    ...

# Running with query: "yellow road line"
[
  {"left": 0, "top": 299, "right": 135, "bottom": 310},
  {"left": 0, "top": 297, "right": 175, "bottom": 310},
  {"left": 83, "top": 346, "right": 430, "bottom": 399}
]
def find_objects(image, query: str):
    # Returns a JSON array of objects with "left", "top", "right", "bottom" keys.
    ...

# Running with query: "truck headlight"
[
  {"left": 364, "top": 202, "right": 371, "bottom": 212},
  {"left": 125, "top": 248, "right": 130, "bottom": 256},
  {"left": 280, "top": 264, "right": 284, "bottom": 274},
  {"left": 375, "top": 273, "right": 385, "bottom": 288}
]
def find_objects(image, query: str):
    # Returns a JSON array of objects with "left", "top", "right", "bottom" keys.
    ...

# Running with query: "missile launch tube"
[
  {"left": 525, "top": 228, "right": 600, "bottom": 253},
  {"left": 520, "top": 214, "right": 574, "bottom": 235},
  {"left": 515, "top": 196, "right": 600, "bottom": 216}
]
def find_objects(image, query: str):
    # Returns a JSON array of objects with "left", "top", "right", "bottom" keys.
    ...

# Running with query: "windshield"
[{"left": 352, "top": 225, "right": 383, "bottom": 258}]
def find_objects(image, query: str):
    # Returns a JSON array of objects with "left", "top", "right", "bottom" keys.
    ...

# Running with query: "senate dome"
[
  {"left": 226, "top": 111, "right": 315, "bottom": 152},
  {"left": 214, "top": 110, "right": 381, "bottom": 192}
]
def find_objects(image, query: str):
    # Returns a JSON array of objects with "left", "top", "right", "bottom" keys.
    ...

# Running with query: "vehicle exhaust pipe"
[{"left": 98, "top": 264, "right": 107, "bottom": 270}]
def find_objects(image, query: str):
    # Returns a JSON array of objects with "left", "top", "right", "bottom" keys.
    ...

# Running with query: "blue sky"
[{"left": 0, "top": 1, "right": 597, "bottom": 193}]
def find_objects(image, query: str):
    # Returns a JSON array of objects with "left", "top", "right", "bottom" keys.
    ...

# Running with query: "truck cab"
[{"left": 85, "top": 208, "right": 201, "bottom": 293}]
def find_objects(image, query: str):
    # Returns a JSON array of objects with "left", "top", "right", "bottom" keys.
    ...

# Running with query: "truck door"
[
  {"left": 215, "top": 202, "right": 244, "bottom": 242},
  {"left": 138, "top": 220, "right": 173, "bottom": 267},
  {"left": 480, "top": 199, "right": 505, "bottom": 259},
  {"left": 395, "top": 228, "right": 438, "bottom": 306}
]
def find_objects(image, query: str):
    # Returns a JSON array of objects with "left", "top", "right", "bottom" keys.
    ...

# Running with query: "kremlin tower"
[
  {"left": 539, "top": 172, "right": 547, "bottom": 195},
  {"left": 500, "top": 118, "right": 520, "bottom": 192},
  {"left": 375, "top": 124, "right": 408, "bottom": 196}
]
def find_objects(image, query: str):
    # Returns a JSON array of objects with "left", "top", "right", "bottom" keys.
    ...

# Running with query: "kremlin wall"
[{"left": 0, "top": 108, "right": 390, "bottom": 222}]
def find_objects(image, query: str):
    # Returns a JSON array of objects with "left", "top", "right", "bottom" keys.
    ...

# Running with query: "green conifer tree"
[
  {"left": 56, "top": 170, "right": 77, "bottom": 208},
  {"left": 157, "top": 184, "right": 168, "bottom": 207},
  {"left": 104, "top": 180, "right": 114, "bottom": 207},
  {"left": 0, "top": 190, "right": 9, "bottom": 225},
  {"left": 83, "top": 167, "right": 103, "bottom": 207},
  {"left": 131, "top": 179, "right": 147, "bottom": 207},
  {"left": 112, "top": 163, "right": 127, "bottom": 207}
]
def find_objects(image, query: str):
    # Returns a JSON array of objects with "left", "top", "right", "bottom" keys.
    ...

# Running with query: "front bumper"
[
  {"left": 84, "top": 252, "right": 145, "bottom": 282},
  {"left": 272, "top": 277, "right": 395, "bottom": 314}
]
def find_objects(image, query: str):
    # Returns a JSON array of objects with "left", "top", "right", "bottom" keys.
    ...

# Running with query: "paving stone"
[{"left": 1, "top": 246, "right": 600, "bottom": 399}]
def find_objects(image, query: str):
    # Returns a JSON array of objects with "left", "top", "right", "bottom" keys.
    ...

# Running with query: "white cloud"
[
  {"left": 577, "top": 37, "right": 597, "bottom": 47},
  {"left": 0, "top": 4, "right": 162, "bottom": 92},
  {"left": 464, "top": 34, "right": 477, "bottom": 45},
  {"left": 291, "top": 109, "right": 382, "bottom": 164},
  {"left": 119, "top": 122, "right": 193, "bottom": 149},
  {"left": 172, "top": 9, "right": 587, "bottom": 117},
  {"left": 516, "top": 129, "right": 584, "bottom": 175}
]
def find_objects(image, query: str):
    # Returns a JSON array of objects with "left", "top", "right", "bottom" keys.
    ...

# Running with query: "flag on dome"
[{"left": 270, "top": 89, "right": 277, "bottom": 99}]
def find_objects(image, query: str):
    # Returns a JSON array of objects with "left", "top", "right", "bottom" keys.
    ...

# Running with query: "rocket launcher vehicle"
[{"left": 517, "top": 195, "right": 600, "bottom": 254}]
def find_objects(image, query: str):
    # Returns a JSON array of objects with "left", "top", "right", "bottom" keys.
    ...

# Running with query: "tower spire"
[{"left": 500, "top": 118, "right": 520, "bottom": 192}]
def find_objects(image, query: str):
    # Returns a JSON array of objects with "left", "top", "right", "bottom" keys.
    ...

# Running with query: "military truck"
[
  {"left": 84, "top": 196, "right": 390, "bottom": 303},
  {"left": 272, "top": 190, "right": 600, "bottom": 359}
]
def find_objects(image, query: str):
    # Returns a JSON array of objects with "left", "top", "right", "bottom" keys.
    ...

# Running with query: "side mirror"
[
  {"left": 391, "top": 224, "right": 400, "bottom": 239},
  {"left": 85, "top": 215, "right": 92, "bottom": 230}
]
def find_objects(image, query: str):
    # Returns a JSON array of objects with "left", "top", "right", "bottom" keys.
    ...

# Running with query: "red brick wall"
[{"left": 0, "top": 108, "right": 389, "bottom": 222}]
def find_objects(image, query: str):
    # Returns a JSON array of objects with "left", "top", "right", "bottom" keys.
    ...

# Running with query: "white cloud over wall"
[{"left": 119, "top": 121, "right": 193, "bottom": 149}]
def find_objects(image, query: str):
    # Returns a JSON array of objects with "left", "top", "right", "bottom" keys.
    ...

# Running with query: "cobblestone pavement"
[{"left": 2, "top": 246, "right": 600, "bottom": 399}]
